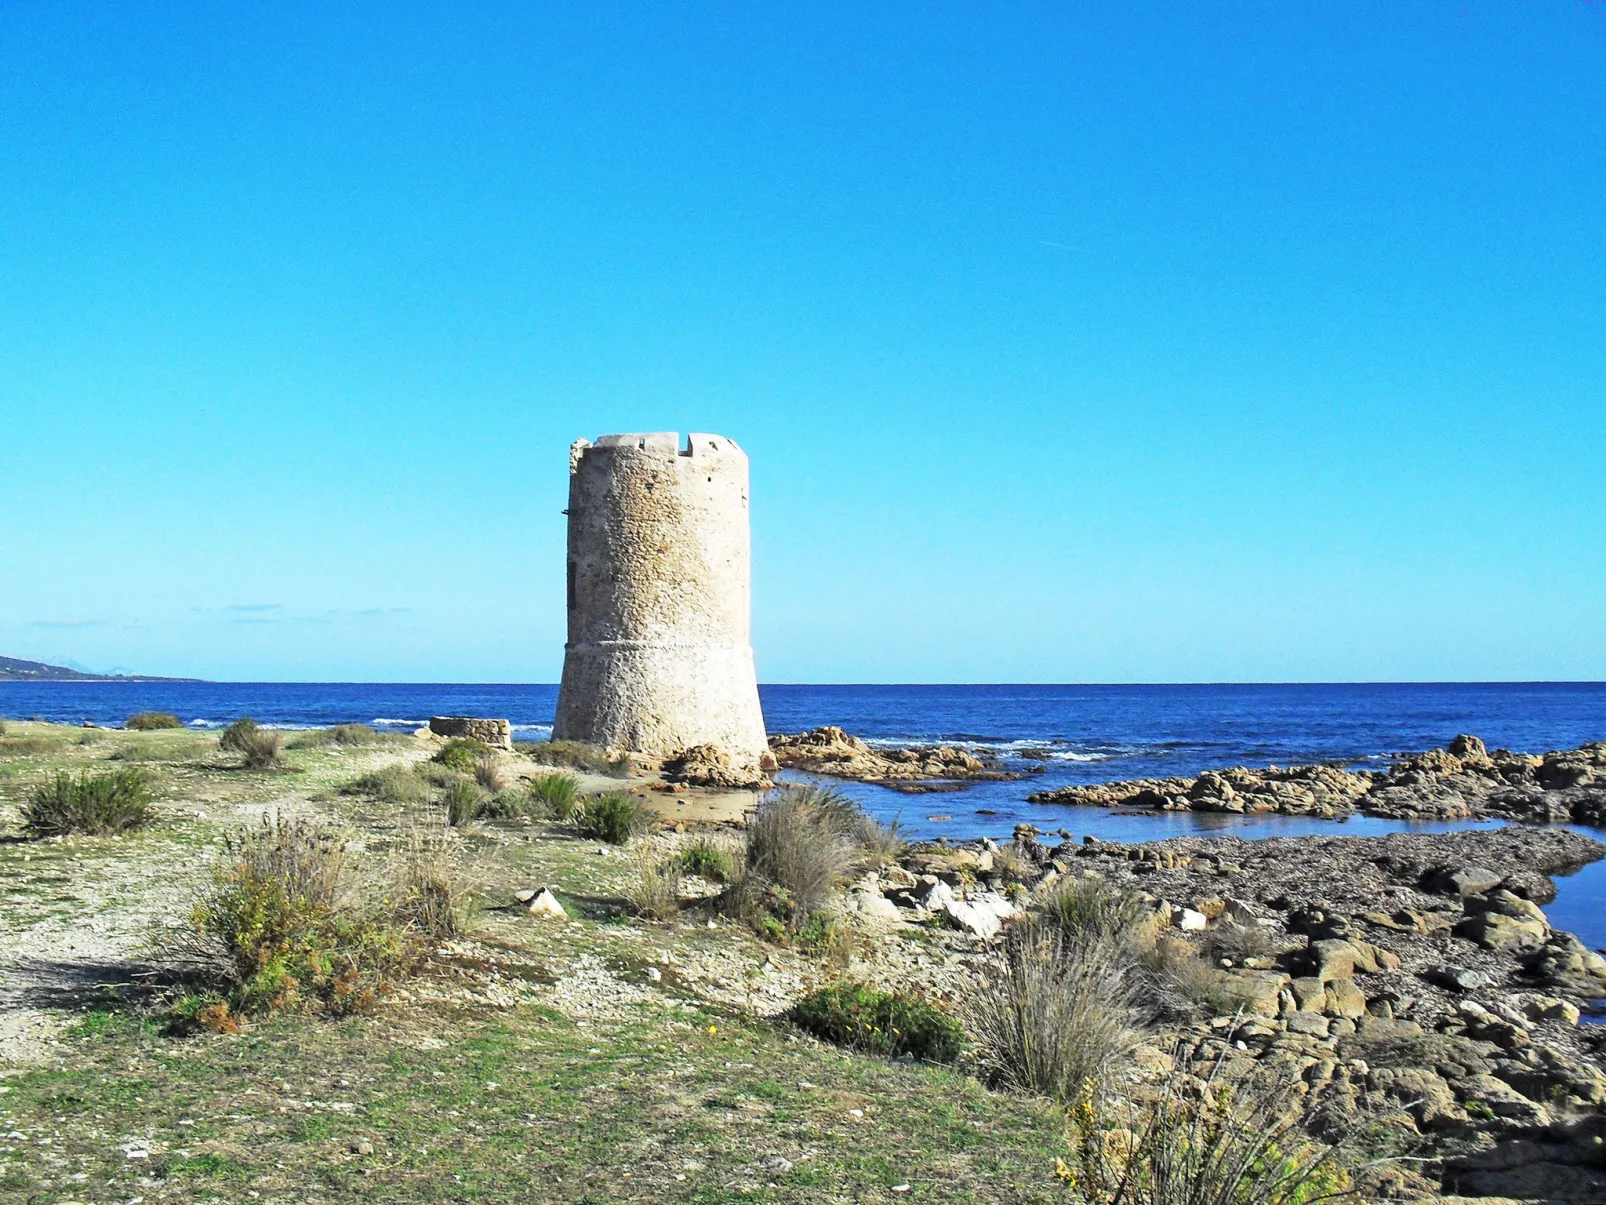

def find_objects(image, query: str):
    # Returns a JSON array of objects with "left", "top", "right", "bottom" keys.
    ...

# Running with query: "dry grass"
[
  {"left": 737, "top": 787, "right": 857, "bottom": 927},
  {"left": 625, "top": 847, "right": 683, "bottom": 919},
  {"left": 473, "top": 755, "right": 508, "bottom": 793},
  {"left": 1065, "top": 1045, "right": 1353, "bottom": 1205},
  {"left": 221, "top": 717, "right": 283, "bottom": 769},
  {"left": 960, "top": 923, "right": 1139, "bottom": 1106}
]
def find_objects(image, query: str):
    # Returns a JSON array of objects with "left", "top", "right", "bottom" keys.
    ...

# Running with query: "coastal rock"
[
  {"left": 661, "top": 743, "right": 768, "bottom": 789},
  {"left": 768, "top": 726, "right": 1038, "bottom": 792},
  {"left": 1028, "top": 735, "right": 1606, "bottom": 823}
]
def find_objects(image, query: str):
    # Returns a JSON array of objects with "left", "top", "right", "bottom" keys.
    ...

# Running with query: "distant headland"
[{"left": 0, "top": 655, "right": 200, "bottom": 683}]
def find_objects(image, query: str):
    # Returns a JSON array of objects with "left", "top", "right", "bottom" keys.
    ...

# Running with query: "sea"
[{"left": 6, "top": 680, "right": 1606, "bottom": 956}]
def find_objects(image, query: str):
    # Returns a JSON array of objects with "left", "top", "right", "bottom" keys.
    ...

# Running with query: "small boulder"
[
  {"left": 1323, "top": 978, "right": 1367, "bottom": 1020},
  {"left": 525, "top": 888, "right": 568, "bottom": 919},
  {"left": 1428, "top": 865, "right": 1505, "bottom": 897},
  {"left": 1456, "top": 911, "right": 1547, "bottom": 953}
]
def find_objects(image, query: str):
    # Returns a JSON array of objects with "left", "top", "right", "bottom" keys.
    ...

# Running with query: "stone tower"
[{"left": 553, "top": 432, "right": 769, "bottom": 767}]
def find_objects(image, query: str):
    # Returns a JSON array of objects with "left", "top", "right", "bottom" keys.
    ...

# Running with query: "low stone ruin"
[{"left": 428, "top": 716, "right": 513, "bottom": 750}]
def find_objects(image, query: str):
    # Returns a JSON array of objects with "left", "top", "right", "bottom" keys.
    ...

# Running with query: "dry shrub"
[
  {"left": 126, "top": 711, "right": 182, "bottom": 730},
  {"left": 23, "top": 768, "right": 153, "bottom": 837},
  {"left": 473, "top": 755, "right": 507, "bottom": 793},
  {"left": 960, "top": 922, "right": 1139, "bottom": 1105},
  {"left": 221, "top": 717, "right": 283, "bottom": 769},
  {"left": 1064, "top": 1045, "right": 1352, "bottom": 1205},
  {"left": 184, "top": 815, "right": 413, "bottom": 1016},
  {"left": 735, "top": 787, "right": 857, "bottom": 928},
  {"left": 626, "top": 847, "right": 682, "bottom": 919},
  {"left": 440, "top": 776, "right": 484, "bottom": 827}
]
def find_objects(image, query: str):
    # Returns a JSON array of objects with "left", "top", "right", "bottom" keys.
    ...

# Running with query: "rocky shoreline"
[
  {"left": 849, "top": 822, "right": 1606, "bottom": 1200},
  {"left": 1028, "top": 733, "right": 1606, "bottom": 822},
  {"left": 766, "top": 725, "right": 1042, "bottom": 792}
]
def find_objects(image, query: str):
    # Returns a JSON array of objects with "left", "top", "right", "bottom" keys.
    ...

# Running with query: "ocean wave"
[
  {"left": 511, "top": 724, "right": 554, "bottom": 733},
  {"left": 372, "top": 718, "right": 427, "bottom": 727}
]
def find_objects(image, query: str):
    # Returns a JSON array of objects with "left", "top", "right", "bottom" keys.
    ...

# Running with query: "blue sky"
[{"left": 1, "top": 3, "right": 1602, "bottom": 683}]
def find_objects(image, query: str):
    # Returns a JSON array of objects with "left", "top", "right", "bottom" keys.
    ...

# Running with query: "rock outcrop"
[
  {"left": 767, "top": 726, "right": 1039, "bottom": 793},
  {"left": 1027, "top": 734, "right": 1606, "bottom": 822}
]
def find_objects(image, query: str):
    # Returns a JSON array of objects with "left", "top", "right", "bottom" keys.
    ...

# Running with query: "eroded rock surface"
[
  {"left": 767, "top": 726, "right": 1039, "bottom": 792},
  {"left": 1028, "top": 733, "right": 1606, "bottom": 821}
]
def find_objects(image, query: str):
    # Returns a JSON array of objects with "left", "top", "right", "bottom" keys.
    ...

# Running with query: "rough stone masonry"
[{"left": 552, "top": 432, "right": 769, "bottom": 769}]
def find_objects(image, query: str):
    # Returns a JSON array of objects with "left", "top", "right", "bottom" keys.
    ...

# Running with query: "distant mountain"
[{"left": 0, "top": 656, "right": 199, "bottom": 682}]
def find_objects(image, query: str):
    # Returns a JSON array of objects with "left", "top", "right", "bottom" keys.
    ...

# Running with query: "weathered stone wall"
[
  {"left": 553, "top": 432, "right": 768, "bottom": 766},
  {"left": 429, "top": 716, "right": 513, "bottom": 750}
]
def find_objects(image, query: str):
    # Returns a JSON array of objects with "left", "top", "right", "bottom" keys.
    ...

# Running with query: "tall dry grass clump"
[
  {"left": 625, "top": 846, "right": 683, "bottom": 920},
  {"left": 737, "top": 787, "right": 858, "bottom": 927},
  {"left": 391, "top": 830, "right": 461, "bottom": 942},
  {"left": 23, "top": 768, "right": 153, "bottom": 837},
  {"left": 1063, "top": 1046, "right": 1352, "bottom": 1205},
  {"left": 960, "top": 921, "right": 1139, "bottom": 1106},
  {"left": 473, "top": 755, "right": 507, "bottom": 793},
  {"left": 440, "top": 776, "right": 484, "bottom": 827},
  {"left": 221, "top": 717, "right": 283, "bottom": 769}
]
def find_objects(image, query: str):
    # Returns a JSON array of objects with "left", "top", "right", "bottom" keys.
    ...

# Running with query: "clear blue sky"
[{"left": 1, "top": 3, "right": 1602, "bottom": 683}]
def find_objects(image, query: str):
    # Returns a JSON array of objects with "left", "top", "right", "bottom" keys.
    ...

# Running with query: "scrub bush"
[
  {"left": 790, "top": 984, "right": 964, "bottom": 1064},
  {"left": 576, "top": 792, "right": 657, "bottom": 844},
  {"left": 23, "top": 768, "right": 153, "bottom": 837},
  {"left": 221, "top": 718, "right": 283, "bottom": 769},
  {"left": 126, "top": 711, "right": 182, "bottom": 730}
]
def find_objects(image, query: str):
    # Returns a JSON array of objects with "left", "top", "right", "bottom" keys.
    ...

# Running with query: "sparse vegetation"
[
  {"left": 126, "top": 710, "right": 183, "bottom": 730},
  {"left": 529, "top": 770, "right": 581, "bottom": 820},
  {"left": 286, "top": 723, "right": 398, "bottom": 749},
  {"left": 343, "top": 763, "right": 430, "bottom": 807},
  {"left": 435, "top": 737, "right": 492, "bottom": 773},
  {"left": 522, "top": 738, "right": 630, "bottom": 776},
  {"left": 790, "top": 983, "right": 965, "bottom": 1064},
  {"left": 576, "top": 792, "right": 657, "bottom": 844},
  {"left": 22, "top": 767, "right": 153, "bottom": 837},
  {"left": 1063, "top": 1047, "right": 1352, "bottom": 1205},
  {"left": 625, "top": 847, "right": 682, "bottom": 919},
  {"left": 182, "top": 815, "right": 415, "bottom": 1020},
  {"left": 221, "top": 717, "right": 283, "bottom": 769},
  {"left": 440, "top": 776, "right": 484, "bottom": 827}
]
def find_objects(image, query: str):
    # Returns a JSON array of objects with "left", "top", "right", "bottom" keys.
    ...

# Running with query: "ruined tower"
[{"left": 553, "top": 432, "right": 769, "bottom": 767}]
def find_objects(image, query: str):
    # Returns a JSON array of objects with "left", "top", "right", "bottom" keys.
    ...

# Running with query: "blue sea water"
[{"left": 5, "top": 680, "right": 1606, "bottom": 952}]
